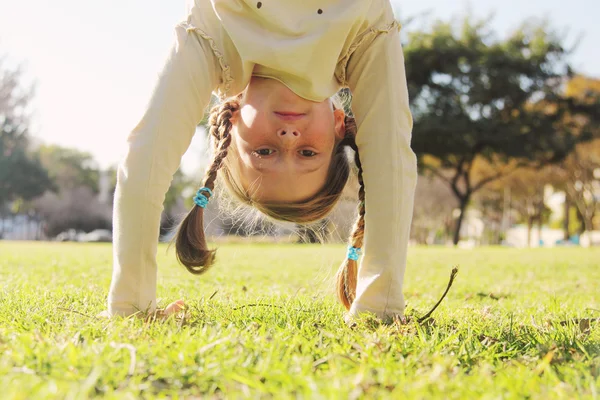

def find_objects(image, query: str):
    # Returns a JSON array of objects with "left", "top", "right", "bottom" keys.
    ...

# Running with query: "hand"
[
  {"left": 97, "top": 299, "right": 186, "bottom": 320},
  {"left": 153, "top": 299, "right": 186, "bottom": 319}
]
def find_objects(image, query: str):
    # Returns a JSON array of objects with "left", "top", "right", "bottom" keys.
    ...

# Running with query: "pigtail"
[
  {"left": 335, "top": 116, "right": 365, "bottom": 310},
  {"left": 175, "top": 99, "right": 239, "bottom": 274}
]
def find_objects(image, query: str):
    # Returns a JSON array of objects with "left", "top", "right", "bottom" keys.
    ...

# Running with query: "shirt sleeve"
[
  {"left": 108, "top": 11, "right": 221, "bottom": 316},
  {"left": 345, "top": 21, "right": 418, "bottom": 319}
]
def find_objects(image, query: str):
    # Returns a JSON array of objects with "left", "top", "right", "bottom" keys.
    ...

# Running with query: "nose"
[{"left": 277, "top": 128, "right": 300, "bottom": 142}]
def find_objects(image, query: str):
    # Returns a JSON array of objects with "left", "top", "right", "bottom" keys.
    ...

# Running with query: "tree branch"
[
  {"left": 471, "top": 163, "right": 521, "bottom": 192},
  {"left": 426, "top": 167, "right": 453, "bottom": 186}
]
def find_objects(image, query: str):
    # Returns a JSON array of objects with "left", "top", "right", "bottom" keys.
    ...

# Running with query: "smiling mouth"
[{"left": 274, "top": 111, "right": 306, "bottom": 121}]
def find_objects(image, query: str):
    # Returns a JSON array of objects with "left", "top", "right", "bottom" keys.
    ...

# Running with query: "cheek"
[
  {"left": 308, "top": 131, "right": 335, "bottom": 150},
  {"left": 240, "top": 105, "right": 258, "bottom": 126},
  {"left": 309, "top": 107, "right": 337, "bottom": 149},
  {"left": 235, "top": 110, "right": 271, "bottom": 146}
]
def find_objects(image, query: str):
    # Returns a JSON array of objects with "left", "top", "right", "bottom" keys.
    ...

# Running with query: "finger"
[{"left": 163, "top": 299, "right": 186, "bottom": 316}]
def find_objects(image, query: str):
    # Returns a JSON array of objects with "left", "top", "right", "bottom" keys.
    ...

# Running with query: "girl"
[{"left": 107, "top": 0, "right": 417, "bottom": 321}]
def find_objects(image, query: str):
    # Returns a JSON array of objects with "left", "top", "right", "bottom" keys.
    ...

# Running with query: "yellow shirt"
[
  {"left": 185, "top": 0, "right": 418, "bottom": 319},
  {"left": 189, "top": 0, "right": 398, "bottom": 101}
]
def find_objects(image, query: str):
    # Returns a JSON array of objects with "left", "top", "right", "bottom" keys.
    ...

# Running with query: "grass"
[{"left": 0, "top": 241, "right": 599, "bottom": 399}]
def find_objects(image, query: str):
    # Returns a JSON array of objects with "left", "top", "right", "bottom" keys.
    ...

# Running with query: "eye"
[
  {"left": 252, "top": 148, "right": 275, "bottom": 157},
  {"left": 299, "top": 149, "right": 318, "bottom": 157}
]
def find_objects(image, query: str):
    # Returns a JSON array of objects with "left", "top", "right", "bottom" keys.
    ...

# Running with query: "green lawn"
[{"left": 0, "top": 241, "right": 598, "bottom": 399}]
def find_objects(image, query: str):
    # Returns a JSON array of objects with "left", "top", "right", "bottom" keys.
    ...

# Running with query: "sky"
[{"left": 1, "top": 0, "right": 599, "bottom": 173}]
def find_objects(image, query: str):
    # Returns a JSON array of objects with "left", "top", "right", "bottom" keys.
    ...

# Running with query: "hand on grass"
[
  {"left": 96, "top": 299, "right": 186, "bottom": 321},
  {"left": 153, "top": 299, "right": 186, "bottom": 319}
]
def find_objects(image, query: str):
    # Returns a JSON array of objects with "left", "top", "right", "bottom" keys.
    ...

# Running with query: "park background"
[
  {"left": 1, "top": 1, "right": 599, "bottom": 398},
  {"left": 1, "top": 0, "right": 599, "bottom": 246}
]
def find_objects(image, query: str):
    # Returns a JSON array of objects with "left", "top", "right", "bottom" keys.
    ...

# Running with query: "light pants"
[{"left": 108, "top": 21, "right": 219, "bottom": 315}]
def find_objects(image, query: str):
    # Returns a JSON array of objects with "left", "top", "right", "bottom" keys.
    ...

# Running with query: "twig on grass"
[{"left": 417, "top": 267, "right": 459, "bottom": 324}]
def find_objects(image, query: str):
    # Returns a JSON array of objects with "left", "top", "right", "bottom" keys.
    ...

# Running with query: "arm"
[
  {"left": 345, "top": 21, "right": 418, "bottom": 319},
  {"left": 108, "top": 12, "right": 220, "bottom": 316}
]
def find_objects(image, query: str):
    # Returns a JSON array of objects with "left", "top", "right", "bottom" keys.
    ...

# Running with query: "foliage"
[
  {"left": 403, "top": 17, "right": 597, "bottom": 244},
  {"left": 554, "top": 139, "right": 600, "bottom": 233},
  {"left": 552, "top": 76, "right": 600, "bottom": 233},
  {"left": 0, "top": 55, "right": 33, "bottom": 125},
  {"left": 0, "top": 55, "right": 53, "bottom": 208},
  {"left": 26, "top": 145, "right": 110, "bottom": 237},
  {"left": 33, "top": 187, "right": 111, "bottom": 237},
  {"left": 498, "top": 167, "right": 554, "bottom": 247},
  {"left": 164, "top": 169, "right": 192, "bottom": 217},
  {"left": 0, "top": 242, "right": 598, "bottom": 398},
  {"left": 159, "top": 168, "right": 199, "bottom": 236},
  {"left": 37, "top": 145, "right": 100, "bottom": 193},
  {"left": 0, "top": 119, "right": 53, "bottom": 207}
]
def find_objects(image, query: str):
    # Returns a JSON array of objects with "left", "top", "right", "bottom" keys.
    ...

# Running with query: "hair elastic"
[
  {"left": 347, "top": 246, "right": 362, "bottom": 261},
  {"left": 193, "top": 187, "right": 213, "bottom": 208}
]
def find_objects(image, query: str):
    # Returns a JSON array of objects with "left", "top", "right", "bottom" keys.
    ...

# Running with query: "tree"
[
  {"left": 31, "top": 145, "right": 110, "bottom": 237},
  {"left": 555, "top": 139, "right": 600, "bottom": 235},
  {"left": 160, "top": 169, "right": 193, "bottom": 236},
  {"left": 34, "top": 187, "right": 111, "bottom": 237},
  {"left": 551, "top": 76, "right": 600, "bottom": 237},
  {"left": 0, "top": 54, "right": 32, "bottom": 125},
  {"left": 0, "top": 54, "right": 53, "bottom": 216},
  {"left": 404, "top": 17, "right": 596, "bottom": 245},
  {"left": 499, "top": 168, "right": 554, "bottom": 247},
  {"left": 0, "top": 120, "right": 53, "bottom": 206},
  {"left": 411, "top": 175, "right": 457, "bottom": 244},
  {"left": 37, "top": 145, "right": 100, "bottom": 192}
]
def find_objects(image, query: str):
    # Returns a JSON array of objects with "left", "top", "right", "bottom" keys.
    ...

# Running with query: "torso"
[{"left": 190, "top": 0, "right": 395, "bottom": 100}]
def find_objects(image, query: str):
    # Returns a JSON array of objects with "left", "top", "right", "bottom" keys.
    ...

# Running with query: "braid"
[
  {"left": 175, "top": 99, "right": 240, "bottom": 274},
  {"left": 203, "top": 101, "right": 237, "bottom": 189},
  {"left": 336, "top": 115, "right": 366, "bottom": 310}
]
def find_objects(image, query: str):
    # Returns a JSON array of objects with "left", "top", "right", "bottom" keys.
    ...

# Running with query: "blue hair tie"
[
  {"left": 193, "top": 187, "right": 213, "bottom": 208},
  {"left": 347, "top": 246, "right": 361, "bottom": 261}
]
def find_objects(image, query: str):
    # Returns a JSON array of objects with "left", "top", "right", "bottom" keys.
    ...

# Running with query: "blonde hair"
[{"left": 175, "top": 94, "right": 365, "bottom": 310}]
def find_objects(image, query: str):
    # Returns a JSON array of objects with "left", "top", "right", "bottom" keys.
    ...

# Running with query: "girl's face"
[{"left": 230, "top": 77, "right": 345, "bottom": 203}]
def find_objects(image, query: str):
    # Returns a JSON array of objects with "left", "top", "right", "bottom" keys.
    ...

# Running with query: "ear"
[{"left": 333, "top": 108, "right": 346, "bottom": 140}]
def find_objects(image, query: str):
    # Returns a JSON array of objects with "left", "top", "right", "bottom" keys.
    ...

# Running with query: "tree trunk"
[
  {"left": 576, "top": 208, "right": 586, "bottom": 235},
  {"left": 582, "top": 211, "right": 594, "bottom": 234},
  {"left": 563, "top": 195, "right": 570, "bottom": 240},
  {"left": 452, "top": 197, "right": 469, "bottom": 246},
  {"left": 502, "top": 185, "right": 511, "bottom": 237},
  {"left": 537, "top": 215, "right": 543, "bottom": 247},
  {"left": 527, "top": 216, "right": 533, "bottom": 248},
  {"left": 444, "top": 216, "right": 453, "bottom": 244}
]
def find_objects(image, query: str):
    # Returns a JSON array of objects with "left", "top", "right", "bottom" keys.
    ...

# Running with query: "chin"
[{"left": 253, "top": 189, "right": 319, "bottom": 204}]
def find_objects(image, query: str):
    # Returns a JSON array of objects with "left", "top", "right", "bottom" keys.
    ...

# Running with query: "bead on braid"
[{"left": 174, "top": 99, "right": 240, "bottom": 274}]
